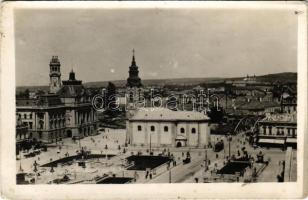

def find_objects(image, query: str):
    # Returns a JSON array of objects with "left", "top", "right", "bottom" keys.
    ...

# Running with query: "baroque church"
[
  {"left": 16, "top": 56, "right": 98, "bottom": 143},
  {"left": 124, "top": 51, "right": 210, "bottom": 148}
]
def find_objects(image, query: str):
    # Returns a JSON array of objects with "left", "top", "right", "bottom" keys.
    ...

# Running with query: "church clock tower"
[
  {"left": 127, "top": 49, "right": 142, "bottom": 88},
  {"left": 49, "top": 56, "right": 62, "bottom": 93},
  {"left": 126, "top": 49, "right": 143, "bottom": 105},
  {"left": 125, "top": 50, "right": 143, "bottom": 145}
]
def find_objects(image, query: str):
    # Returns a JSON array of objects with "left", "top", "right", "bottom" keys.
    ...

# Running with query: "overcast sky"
[{"left": 15, "top": 8, "right": 297, "bottom": 86}]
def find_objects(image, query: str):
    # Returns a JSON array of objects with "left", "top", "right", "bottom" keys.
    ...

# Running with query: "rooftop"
[
  {"left": 261, "top": 112, "right": 297, "bottom": 123},
  {"left": 237, "top": 100, "right": 280, "bottom": 111},
  {"left": 130, "top": 107, "right": 209, "bottom": 122}
]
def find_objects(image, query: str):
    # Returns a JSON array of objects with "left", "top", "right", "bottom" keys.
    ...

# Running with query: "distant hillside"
[
  {"left": 256, "top": 72, "right": 297, "bottom": 83},
  {"left": 16, "top": 85, "right": 49, "bottom": 94},
  {"left": 16, "top": 72, "right": 297, "bottom": 92},
  {"left": 83, "top": 77, "right": 224, "bottom": 88},
  {"left": 83, "top": 72, "right": 297, "bottom": 88}
]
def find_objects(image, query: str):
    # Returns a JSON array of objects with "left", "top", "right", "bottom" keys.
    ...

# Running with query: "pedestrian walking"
[{"left": 195, "top": 177, "right": 199, "bottom": 183}]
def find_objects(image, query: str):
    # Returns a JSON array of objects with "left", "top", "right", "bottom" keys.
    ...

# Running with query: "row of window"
[
  {"left": 18, "top": 113, "right": 33, "bottom": 119},
  {"left": 137, "top": 125, "right": 196, "bottom": 134},
  {"left": 19, "top": 112, "right": 93, "bottom": 121},
  {"left": 262, "top": 126, "right": 297, "bottom": 136},
  {"left": 51, "top": 66, "right": 60, "bottom": 72},
  {"left": 23, "top": 122, "right": 33, "bottom": 129}
]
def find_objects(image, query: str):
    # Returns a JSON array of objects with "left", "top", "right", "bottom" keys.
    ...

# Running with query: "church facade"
[
  {"left": 16, "top": 56, "right": 98, "bottom": 143},
  {"left": 126, "top": 108, "right": 211, "bottom": 148},
  {"left": 124, "top": 51, "right": 210, "bottom": 148}
]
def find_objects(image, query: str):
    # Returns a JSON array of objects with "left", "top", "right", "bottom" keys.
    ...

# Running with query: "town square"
[{"left": 11, "top": 6, "right": 299, "bottom": 186}]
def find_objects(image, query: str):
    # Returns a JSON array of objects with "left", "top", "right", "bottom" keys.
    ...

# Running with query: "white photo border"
[{"left": 1, "top": 1, "right": 307, "bottom": 199}]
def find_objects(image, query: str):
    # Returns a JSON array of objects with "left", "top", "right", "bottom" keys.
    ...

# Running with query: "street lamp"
[
  {"left": 168, "top": 161, "right": 172, "bottom": 183},
  {"left": 227, "top": 133, "right": 232, "bottom": 159},
  {"left": 149, "top": 132, "right": 152, "bottom": 155},
  {"left": 204, "top": 149, "right": 208, "bottom": 170},
  {"left": 18, "top": 144, "right": 24, "bottom": 172}
]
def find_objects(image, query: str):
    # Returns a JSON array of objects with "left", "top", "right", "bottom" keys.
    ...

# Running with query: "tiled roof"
[
  {"left": 130, "top": 107, "right": 209, "bottom": 121},
  {"left": 238, "top": 101, "right": 280, "bottom": 110},
  {"left": 261, "top": 112, "right": 297, "bottom": 123},
  {"left": 57, "top": 85, "right": 86, "bottom": 98},
  {"left": 16, "top": 94, "right": 63, "bottom": 107}
]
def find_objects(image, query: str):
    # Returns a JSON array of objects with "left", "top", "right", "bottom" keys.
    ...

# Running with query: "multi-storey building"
[
  {"left": 16, "top": 115, "right": 29, "bottom": 143},
  {"left": 256, "top": 112, "right": 297, "bottom": 149},
  {"left": 16, "top": 56, "right": 97, "bottom": 143}
]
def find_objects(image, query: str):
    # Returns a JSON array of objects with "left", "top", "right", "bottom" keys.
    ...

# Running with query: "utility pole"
[
  {"left": 204, "top": 149, "right": 208, "bottom": 170},
  {"left": 79, "top": 135, "right": 82, "bottom": 150},
  {"left": 169, "top": 162, "right": 172, "bottom": 183},
  {"left": 228, "top": 134, "right": 231, "bottom": 158},
  {"left": 149, "top": 133, "right": 152, "bottom": 155},
  {"left": 19, "top": 144, "right": 23, "bottom": 172}
]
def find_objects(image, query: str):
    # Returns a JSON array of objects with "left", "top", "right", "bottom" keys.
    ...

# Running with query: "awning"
[
  {"left": 258, "top": 138, "right": 285, "bottom": 144},
  {"left": 286, "top": 138, "right": 297, "bottom": 143}
]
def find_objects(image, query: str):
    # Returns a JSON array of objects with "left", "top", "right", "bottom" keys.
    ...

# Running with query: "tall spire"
[
  {"left": 69, "top": 68, "right": 76, "bottom": 81},
  {"left": 132, "top": 49, "right": 136, "bottom": 65},
  {"left": 127, "top": 49, "right": 142, "bottom": 88}
]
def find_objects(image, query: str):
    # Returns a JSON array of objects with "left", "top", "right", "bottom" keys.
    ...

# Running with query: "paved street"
[{"left": 16, "top": 128, "right": 295, "bottom": 184}]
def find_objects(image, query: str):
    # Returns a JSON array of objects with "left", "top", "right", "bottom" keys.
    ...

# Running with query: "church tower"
[
  {"left": 125, "top": 50, "right": 143, "bottom": 145},
  {"left": 126, "top": 49, "right": 143, "bottom": 105},
  {"left": 127, "top": 49, "right": 142, "bottom": 88},
  {"left": 49, "top": 56, "right": 62, "bottom": 93}
]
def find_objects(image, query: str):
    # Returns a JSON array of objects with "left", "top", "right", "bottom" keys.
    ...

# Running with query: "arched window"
[
  {"left": 180, "top": 127, "right": 185, "bottom": 133},
  {"left": 30, "top": 114, "right": 32, "bottom": 119},
  {"left": 277, "top": 128, "right": 280, "bottom": 135},
  {"left": 191, "top": 128, "right": 196, "bottom": 134},
  {"left": 137, "top": 125, "right": 142, "bottom": 131},
  {"left": 151, "top": 126, "right": 155, "bottom": 132},
  {"left": 129, "top": 92, "right": 134, "bottom": 102},
  {"left": 164, "top": 126, "right": 168, "bottom": 132},
  {"left": 24, "top": 114, "right": 27, "bottom": 119},
  {"left": 287, "top": 128, "right": 291, "bottom": 136},
  {"left": 292, "top": 128, "right": 295, "bottom": 137},
  {"left": 263, "top": 126, "right": 267, "bottom": 135}
]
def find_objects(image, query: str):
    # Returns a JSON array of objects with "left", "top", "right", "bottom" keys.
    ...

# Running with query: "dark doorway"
[
  {"left": 67, "top": 130, "right": 72, "bottom": 137},
  {"left": 176, "top": 142, "right": 182, "bottom": 148}
]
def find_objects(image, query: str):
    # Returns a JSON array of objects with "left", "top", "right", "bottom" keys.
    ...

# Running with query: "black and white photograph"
[{"left": 0, "top": 1, "right": 307, "bottom": 199}]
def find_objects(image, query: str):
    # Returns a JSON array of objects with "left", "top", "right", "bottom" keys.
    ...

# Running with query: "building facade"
[
  {"left": 256, "top": 112, "right": 297, "bottom": 148},
  {"left": 126, "top": 108, "right": 210, "bottom": 148},
  {"left": 16, "top": 56, "right": 98, "bottom": 143},
  {"left": 16, "top": 115, "right": 29, "bottom": 143}
]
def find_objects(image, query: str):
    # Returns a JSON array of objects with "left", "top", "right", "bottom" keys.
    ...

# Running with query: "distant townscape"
[{"left": 16, "top": 52, "right": 297, "bottom": 184}]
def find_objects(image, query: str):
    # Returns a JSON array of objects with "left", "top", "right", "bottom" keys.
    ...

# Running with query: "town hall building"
[{"left": 16, "top": 56, "right": 98, "bottom": 143}]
